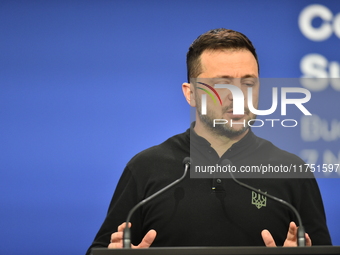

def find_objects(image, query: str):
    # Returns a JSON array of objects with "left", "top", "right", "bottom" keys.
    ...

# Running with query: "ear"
[{"left": 182, "top": 82, "right": 196, "bottom": 107}]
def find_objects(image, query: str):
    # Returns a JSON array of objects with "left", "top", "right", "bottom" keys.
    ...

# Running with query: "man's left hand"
[{"left": 261, "top": 222, "right": 312, "bottom": 247}]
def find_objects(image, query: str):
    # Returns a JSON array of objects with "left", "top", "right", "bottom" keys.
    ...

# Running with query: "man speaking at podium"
[{"left": 86, "top": 28, "right": 331, "bottom": 254}]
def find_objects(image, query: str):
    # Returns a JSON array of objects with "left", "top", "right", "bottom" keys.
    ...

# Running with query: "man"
[{"left": 86, "top": 28, "right": 331, "bottom": 254}]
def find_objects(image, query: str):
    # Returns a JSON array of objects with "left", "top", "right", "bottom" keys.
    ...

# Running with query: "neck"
[{"left": 194, "top": 119, "right": 249, "bottom": 157}]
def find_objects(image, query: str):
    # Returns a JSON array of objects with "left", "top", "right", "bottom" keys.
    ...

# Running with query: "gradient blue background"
[{"left": 1, "top": 1, "right": 339, "bottom": 254}]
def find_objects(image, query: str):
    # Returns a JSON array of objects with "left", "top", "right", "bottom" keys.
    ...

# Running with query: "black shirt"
[{"left": 86, "top": 125, "right": 331, "bottom": 254}]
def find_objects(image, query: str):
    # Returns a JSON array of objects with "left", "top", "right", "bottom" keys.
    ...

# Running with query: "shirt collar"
[{"left": 187, "top": 121, "right": 257, "bottom": 152}]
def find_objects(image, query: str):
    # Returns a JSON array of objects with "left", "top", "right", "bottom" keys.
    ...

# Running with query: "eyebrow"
[{"left": 213, "top": 75, "right": 258, "bottom": 79}]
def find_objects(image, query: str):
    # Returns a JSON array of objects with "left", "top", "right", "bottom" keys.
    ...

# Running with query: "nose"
[
  {"left": 225, "top": 79, "right": 243, "bottom": 102},
  {"left": 227, "top": 90, "right": 233, "bottom": 101}
]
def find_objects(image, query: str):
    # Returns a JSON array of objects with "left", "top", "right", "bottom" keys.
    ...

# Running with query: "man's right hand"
[{"left": 108, "top": 222, "right": 157, "bottom": 249}]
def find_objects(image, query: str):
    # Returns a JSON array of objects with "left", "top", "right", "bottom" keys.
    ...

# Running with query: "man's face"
[{"left": 194, "top": 49, "right": 259, "bottom": 138}]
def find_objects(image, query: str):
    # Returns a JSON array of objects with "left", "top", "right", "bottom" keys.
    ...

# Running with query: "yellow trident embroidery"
[{"left": 251, "top": 190, "right": 267, "bottom": 209}]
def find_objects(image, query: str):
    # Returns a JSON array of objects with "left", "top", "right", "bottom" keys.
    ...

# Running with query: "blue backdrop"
[{"left": 1, "top": 1, "right": 339, "bottom": 254}]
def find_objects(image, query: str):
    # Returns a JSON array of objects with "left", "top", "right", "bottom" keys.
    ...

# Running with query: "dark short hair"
[{"left": 186, "top": 28, "right": 259, "bottom": 82}]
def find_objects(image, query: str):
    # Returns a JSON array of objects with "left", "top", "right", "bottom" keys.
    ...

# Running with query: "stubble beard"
[{"left": 197, "top": 104, "right": 256, "bottom": 139}]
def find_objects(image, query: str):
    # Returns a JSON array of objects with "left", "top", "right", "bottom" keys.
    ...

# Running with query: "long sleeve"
[
  {"left": 297, "top": 178, "right": 332, "bottom": 245},
  {"left": 86, "top": 166, "right": 144, "bottom": 254}
]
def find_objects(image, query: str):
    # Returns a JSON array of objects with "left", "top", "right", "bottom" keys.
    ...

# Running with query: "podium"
[{"left": 92, "top": 246, "right": 340, "bottom": 255}]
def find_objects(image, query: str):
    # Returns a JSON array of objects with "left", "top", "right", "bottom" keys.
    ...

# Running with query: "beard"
[{"left": 196, "top": 97, "right": 256, "bottom": 138}]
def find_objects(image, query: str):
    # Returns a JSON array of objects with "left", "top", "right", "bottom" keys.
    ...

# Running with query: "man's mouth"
[
  {"left": 223, "top": 107, "right": 250, "bottom": 119},
  {"left": 225, "top": 110, "right": 245, "bottom": 119}
]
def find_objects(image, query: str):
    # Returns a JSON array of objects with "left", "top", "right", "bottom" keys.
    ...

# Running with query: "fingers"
[
  {"left": 305, "top": 233, "right": 312, "bottom": 246},
  {"left": 135, "top": 230, "right": 157, "bottom": 248},
  {"left": 286, "top": 221, "right": 312, "bottom": 246},
  {"left": 108, "top": 241, "right": 123, "bottom": 248},
  {"left": 108, "top": 222, "right": 131, "bottom": 249},
  {"left": 283, "top": 221, "right": 313, "bottom": 247},
  {"left": 108, "top": 222, "right": 156, "bottom": 249},
  {"left": 109, "top": 230, "right": 124, "bottom": 248},
  {"left": 261, "top": 229, "right": 277, "bottom": 247},
  {"left": 286, "top": 222, "right": 298, "bottom": 242},
  {"left": 117, "top": 222, "right": 131, "bottom": 232},
  {"left": 110, "top": 231, "right": 123, "bottom": 243}
]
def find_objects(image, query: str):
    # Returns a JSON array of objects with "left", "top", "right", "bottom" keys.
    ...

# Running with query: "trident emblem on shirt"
[{"left": 251, "top": 190, "right": 267, "bottom": 209}]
